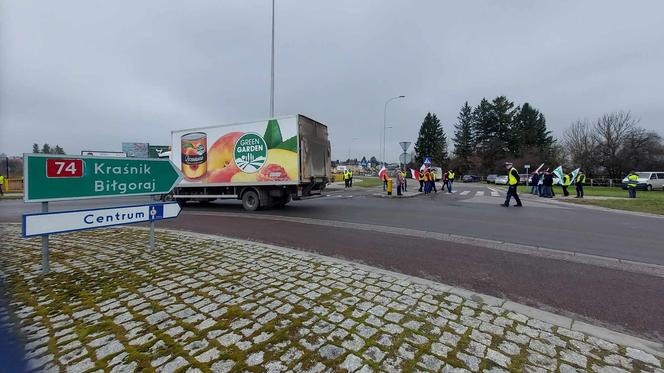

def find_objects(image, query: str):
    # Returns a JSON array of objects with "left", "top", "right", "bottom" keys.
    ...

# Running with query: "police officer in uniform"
[
  {"left": 627, "top": 171, "right": 638, "bottom": 198},
  {"left": 562, "top": 172, "right": 571, "bottom": 197},
  {"left": 502, "top": 162, "right": 523, "bottom": 207},
  {"left": 575, "top": 170, "right": 586, "bottom": 198},
  {"left": 349, "top": 169, "right": 353, "bottom": 188},
  {"left": 343, "top": 170, "right": 349, "bottom": 188}
]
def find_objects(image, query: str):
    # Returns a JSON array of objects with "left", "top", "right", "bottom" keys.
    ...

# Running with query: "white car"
[
  {"left": 621, "top": 172, "right": 664, "bottom": 191},
  {"left": 494, "top": 175, "right": 509, "bottom": 185}
]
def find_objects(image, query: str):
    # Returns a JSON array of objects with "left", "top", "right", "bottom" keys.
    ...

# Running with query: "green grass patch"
[{"left": 514, "top": 185, "right": 664, "bottom": 215}]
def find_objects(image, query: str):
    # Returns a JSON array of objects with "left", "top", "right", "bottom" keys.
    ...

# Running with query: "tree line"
[
  {"left": 32, "top": 143, "right": 65, "bottom": 154},
  {"left": 411, "top": 97, "right": 664, "bottom": 177}
]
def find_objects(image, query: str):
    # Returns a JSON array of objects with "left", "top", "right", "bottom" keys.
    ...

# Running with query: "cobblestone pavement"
[{"left": 1, "top": 224, "right": 662, "bottom": 373}]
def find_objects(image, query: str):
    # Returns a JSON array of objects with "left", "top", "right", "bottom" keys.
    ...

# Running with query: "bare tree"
[
  {"left": 592, "top": 111, "right": 639, "bottom": 178},
  {"left": 563, "top": 119, "right": 597, "bottom": 176}
]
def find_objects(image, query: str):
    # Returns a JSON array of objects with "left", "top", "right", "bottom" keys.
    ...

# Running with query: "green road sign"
[{"left": 24, "top": 154, "right": 183, "bottom": 202}]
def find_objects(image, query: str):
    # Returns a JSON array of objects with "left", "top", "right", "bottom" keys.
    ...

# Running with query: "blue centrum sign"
[{"left": 22, "top": 203, "right": 181, "bottom": 237}]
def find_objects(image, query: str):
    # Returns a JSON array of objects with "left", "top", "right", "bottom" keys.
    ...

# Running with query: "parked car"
[
  {"left": 519, "top": 174, "right": 529, "bottom": 185},
  {"left": 494, "top": 175, "right": 509, "bottom": 185},
  {"left": 486, "top": 174, "right": 497, "bottom": 184},
  {"left": 462, "top": 175, "right": 480, "bottom": 183},
  {"left": 621, "top": 172, "right": 664, "bottom": 191}
]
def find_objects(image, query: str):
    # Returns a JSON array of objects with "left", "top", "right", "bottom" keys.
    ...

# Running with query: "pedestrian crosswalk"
[{"left": 429, "top": 189, "right": 503, "bottom": 197}]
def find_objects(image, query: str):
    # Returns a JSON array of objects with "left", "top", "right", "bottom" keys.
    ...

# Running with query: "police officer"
[
  {"left": 0, "top": 173, "right": 4, "bottom": 196},
  {"left": 343, "top": 170, "right": 349, "bottom": 188},
  {"left": 349, "top": 169, "right": 353, "bottom": 188},
  {"left": 575, "top": 170, "right": 586, "bottom": 198},
  {"left": 627, "top": 171, "right": 638, "bottom": 198},
  {"left": 502, "top": 162, "right": 523, "bottom": 207},
  {"left": 562, "top": 172, "right": 571, "bottom": 197}
]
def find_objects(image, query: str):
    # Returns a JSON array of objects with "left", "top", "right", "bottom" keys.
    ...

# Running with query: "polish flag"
[
  {"left": 419, "top": 164, "right": 428, "bottom": 172},
  {"left": 378, "top": 166, "right": 387, "bottom": 179},
  {"left": 410, "top": 169, "right": 419, "bottom": 180}
]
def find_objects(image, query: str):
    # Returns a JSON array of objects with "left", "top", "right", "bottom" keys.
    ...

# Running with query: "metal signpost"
[
  {"left": 398, "top": 142, "right": 411, "bottom": 171},
  {"left": 524, "top": 164, "right": 530, "bottom": 186},
  {"left": 22, "top": 154, "right": 183, "bottom": 274}
]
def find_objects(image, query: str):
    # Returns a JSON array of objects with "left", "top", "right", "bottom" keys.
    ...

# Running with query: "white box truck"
[{"left": 170, "top": 115, "right": 331, "bottom": 210}]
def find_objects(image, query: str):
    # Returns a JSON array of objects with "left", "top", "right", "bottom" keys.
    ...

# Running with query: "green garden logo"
[{"left": 234, "top": 133, "right": 267, "bottom": 173}]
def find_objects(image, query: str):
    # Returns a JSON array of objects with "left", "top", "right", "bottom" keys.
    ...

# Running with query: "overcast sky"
[{"left": 2, "top": 1, "right": 663, "bottom": 161}]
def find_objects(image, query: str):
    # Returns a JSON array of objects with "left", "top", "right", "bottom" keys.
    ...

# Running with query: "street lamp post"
[
  {"left": 269, "top": 0, "right": 275, "bottom": 118},
  {"left": 382, "top": 96, "right": 405, "bottom": 167}
]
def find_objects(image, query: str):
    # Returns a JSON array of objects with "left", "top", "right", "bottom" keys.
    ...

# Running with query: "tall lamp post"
[
  {"left": 382, "top": 95, "right": 405, "bottom": 167},
  {"left": 269, "top": 0, "right": 275, "bottom": 117}
]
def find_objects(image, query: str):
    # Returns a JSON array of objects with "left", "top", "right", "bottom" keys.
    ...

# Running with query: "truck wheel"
[{"left": 242, "top": 190, "right": 260, "bottom": 211}]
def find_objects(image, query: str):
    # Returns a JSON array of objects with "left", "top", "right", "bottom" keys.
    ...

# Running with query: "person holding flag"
[{"left": 378, "top": 166, "right": 388, "bottom": 191}]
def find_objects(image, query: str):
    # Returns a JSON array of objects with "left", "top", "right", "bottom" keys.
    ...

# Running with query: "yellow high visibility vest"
[
  {"left": 418, "top": 172, "right": 425, "bottom": 181},
  {"left": 508, "top": 168, "right": 519, "bottom": 186},
  {"left": 628, "top": 174, "right": 638, "bottom": 187},
  {"left": 448, "top": 172, "right": 455, "bottom": 180}
]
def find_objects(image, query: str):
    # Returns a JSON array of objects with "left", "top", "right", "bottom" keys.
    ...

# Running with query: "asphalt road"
[{"left": 2, "top": 183, "right": 663, "bottom": 341}]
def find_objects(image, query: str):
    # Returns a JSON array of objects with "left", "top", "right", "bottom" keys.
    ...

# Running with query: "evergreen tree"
[
  {"left": 369, "top": 156, "right": 378, "bottom": 167},
  {"left": 472, "top": 99, "right": 500, "bottom": 171},
  {"left": 32, "top": 143, "right": 40, "bottom": 153},
  {"left": 41, "top": 144, "right": 52, "bottom": 154},
  {"left": 54, "top": 145, "right": 65, "bottom": 154},
  {"left": 453, "top": 102, "right": 475, "bottom": 167},
  {"left": 492, "top": 96, "right": 517, "bottom": 154},
  {"left": 414, "top": 112, "right": 448, "bottom": 166}
]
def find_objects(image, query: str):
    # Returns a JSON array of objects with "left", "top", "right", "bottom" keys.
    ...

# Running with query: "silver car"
[
  {"left": 494, "top": 175, "right": 509, "bottom": 185},
  {"left": 622, "top": 172, "right": 664, "bottom": 191}
]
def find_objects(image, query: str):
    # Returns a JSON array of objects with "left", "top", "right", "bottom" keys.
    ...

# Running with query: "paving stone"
[
  {"left": 498, "top": 341, "right": 521, "bottom": 356},
  {"left": 319, "top": 344, "right": 345, "bottom": 360},
  {"left": 362, "top": 346, "right": 386, "bottom": 362},
  {"left": 530, "top": 339, "right": 557, "bottom": 357},
  {"left": 210, "top": 359, "right": 235, "bottom": 373},
  {"left": 560, "top": 350, "right": 588, "bottom": 369},
  {"left": 161, "top": 356, "right": 189, "bottom": 373},
  {"left": 340, "top": 354, "right": 363, "bottom": 371},
  {"left": 625, "top": 347, "right": 660, "bottom": 366},
  {"left": 486, "top": 348, "right": 511, "bottom": 368},
  {"left": 96, "top": 340, "right": 124, "bottom": 360},
  {"left": 66, "top": 357, "right": 95, "bottom": 373},
  {"left": 109, "top": 361, "right": 138, "bottom": 373},
  {"left": 457, "top": 352, "right": 481, "bottom": 372},
  {"left": 418, "top": 354, "right": 443, "bottom": 371},
  {"left": 217, "top": 332, "right": 242, "bottom": 347},
  {"left": 342, "top": 334, "right": 366, "bottom": 351}
]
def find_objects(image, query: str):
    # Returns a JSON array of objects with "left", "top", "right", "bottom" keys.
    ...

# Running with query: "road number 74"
[{"left": 46, "top": 159, "right": 84, "bottom": 178}]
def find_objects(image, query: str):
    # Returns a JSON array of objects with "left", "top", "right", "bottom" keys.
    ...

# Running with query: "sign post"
[
  {"left": 23, "top": 154, "right": 183, "bottom": 274},
  {"left": 524, "top": 164, "right": 530, "bottom": 186}
]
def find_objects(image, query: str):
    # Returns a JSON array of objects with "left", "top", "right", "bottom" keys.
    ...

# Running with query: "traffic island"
[{"left": 0, "top": 224, "right": 662, "bottom": 372}]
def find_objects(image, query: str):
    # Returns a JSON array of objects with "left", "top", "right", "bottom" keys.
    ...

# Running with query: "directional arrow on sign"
[
  {"left": 22, "top": 203, "right": 181, "bottom": 237},
  {"left": 24, "top": 154, "right": 183, "bottom": 202}
]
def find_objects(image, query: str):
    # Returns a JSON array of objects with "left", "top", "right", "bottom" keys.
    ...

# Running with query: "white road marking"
[
  {"left": 491, "top": 191, "right": 500, "bottom": 197},
  {"left": 475, "top": 191, "right": 484, "bottom": 196},
  {"left": 459, "top": 191, "right": 470, "bottom": 196},
  {"left": 488, "top": 186, "right": 500, "bottom": 193}
]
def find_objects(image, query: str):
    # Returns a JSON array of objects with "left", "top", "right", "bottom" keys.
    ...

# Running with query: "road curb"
[
  {"left": 182, "top": 211, "right": 664, "bottom": 278},
  {"left": 129, "top": 225, "right": 664, "bottom": 357}
]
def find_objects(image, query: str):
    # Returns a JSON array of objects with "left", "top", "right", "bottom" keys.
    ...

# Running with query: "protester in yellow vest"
[
  {"left": 418, "top": 170, "right": 425, "bottom": 192},
  {"left": 348, "top": 170, "right": 353, "bottom": 188},
  {"left": 401, "top": 170, "right": 408, "bottom": 192},
  {"left": 0, "top": 174, "right": 4, "bottom": 196},
  {"left": 343, "top": 170, "right": 350, "bottom": 188},
  {"left": 446, "top": 170, "right": 455, "bottom": 193}
]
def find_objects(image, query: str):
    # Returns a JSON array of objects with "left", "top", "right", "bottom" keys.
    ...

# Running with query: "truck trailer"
[{"left": 170, "top": 115, "right": 331, "bottom": 210}]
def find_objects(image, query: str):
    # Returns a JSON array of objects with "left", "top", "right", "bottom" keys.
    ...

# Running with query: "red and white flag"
[
  {"left": 410, "top": 168, "right": 419, "bottom": 180},
  {"left": 419, "top": 164, "right": 428, "bottom": 172},
  {"left": 378, "top": 166, "right": 387, "bottom": 179}
]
